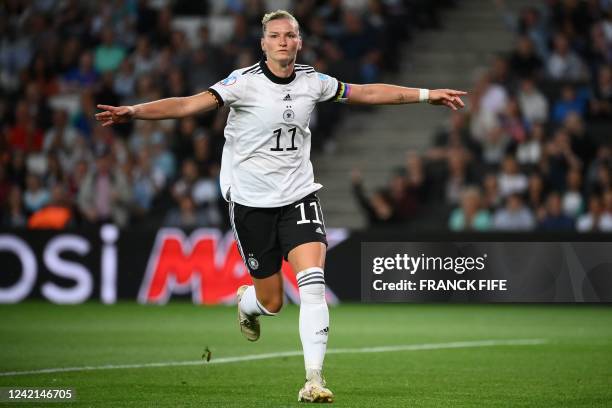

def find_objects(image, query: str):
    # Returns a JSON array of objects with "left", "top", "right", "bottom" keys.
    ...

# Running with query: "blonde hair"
[{"left": 261, "top": 10, "right": 300, "bottom": 35}]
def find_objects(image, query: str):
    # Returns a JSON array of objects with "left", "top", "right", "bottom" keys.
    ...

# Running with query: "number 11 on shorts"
[{"left": 296, "top": 202, "right": 322, "bottom": 225}]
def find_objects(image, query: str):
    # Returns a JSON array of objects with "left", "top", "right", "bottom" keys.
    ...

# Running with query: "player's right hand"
[{"left": 95, "top": 104, "right": 135, "bottom": 126}]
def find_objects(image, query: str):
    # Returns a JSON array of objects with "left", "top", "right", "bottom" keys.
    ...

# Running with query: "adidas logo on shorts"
[
  {"left": 283, "top": 94, "right": 292, "bottom": 101},
  {"left": 315, "top": 227, "right": 324, "bottom": 234}
]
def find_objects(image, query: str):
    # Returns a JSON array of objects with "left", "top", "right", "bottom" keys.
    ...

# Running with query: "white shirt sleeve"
[
  {"left": 315, "top": 72, "right": 345, "bottom": 103},
  {"left": 208, "top": 70, "right": 247, "bottom": 107}
]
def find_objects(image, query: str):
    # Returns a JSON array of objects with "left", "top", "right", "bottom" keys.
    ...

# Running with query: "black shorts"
[{"left": 229, "top": 192, "right": 328, "bottom": 279}]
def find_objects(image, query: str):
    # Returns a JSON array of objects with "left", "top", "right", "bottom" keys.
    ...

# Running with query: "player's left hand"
[{"left": 428, "top": 89, "right": 467, "bottom": 110}]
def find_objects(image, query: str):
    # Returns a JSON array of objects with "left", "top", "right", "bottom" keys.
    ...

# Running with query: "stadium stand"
[
  {"left": 350, "top": 0, "right": 612, "bottom": 232},
  {"left": 1, "top": 0, "right": 609, "bottom": 233},
  {"left": 1, "top": 0, "right": 451, "bottom": 229}
]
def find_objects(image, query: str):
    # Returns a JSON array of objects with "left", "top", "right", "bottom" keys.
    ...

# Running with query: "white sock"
[
  {"left": 297, "top": 267, "right": 329, "bottom": 372},
  {"left": 239, "top": 285, "right": 277, "bottom": 316}
]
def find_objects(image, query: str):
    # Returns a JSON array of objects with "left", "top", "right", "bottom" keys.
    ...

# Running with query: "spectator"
[
  {"left": 7, "top": 150, "right": 28, "bottom": 189},
  {"left": 539, "top": 191, "right": 575, "bottom": 230},
  {"left": 498, "top": 155, "right": 529, "bottom": 198},
  {"left": 544, "top": 129, "right": 581, "bottom": 191},
  {"left": 339, "top": 10, "right": 381, "bottom": 83},
  {"left": 27, "top": 54, "right": 60, "bottom": 98},
  {"left": 547, "top": 33, "right": 586, "bottom": 80},
  {"left": 526, "top": 172, "right": 547, "bottom": 215},
  {"left": 470, "top": 72, "right": 508, "bottom": 142},
  {"left": 552, "top": 85, "right": 588, "bottom": 123},
  {"left": 43, "top": 109, "right": 79, "bottom": 153},
  {"left": 351, "top": 169, "right": 397, "bottom": 226},
  {"left": 44, "top": 152, "right": 65, "bottom": 188},
  {"left": 517, "top": 78, "right": 548, "bottom": 125},
  {"left": 59, "top": 135, "right": 92, "bottom": 174},
  {"left": 113, "top": 59, "right": 136, "bottom": 98},
  {"left": 498, "top": 97, "right": 528, "bottom": 143},
  {"left": 588, "top": 161, "right": 612, "bottom": 196},
  {"left": 72, "top": 89, "right": 98, "bottom": 139},
  {"left": 93, "top": 27, "right": 126, "bottom": 73},
  {"left": 94, "top": 72, "right": 121, "bottom": 110},
  {"left": 172, "top": 159, "right": 217, "bottom": 208},
  {"left": 430, "top": 111, "right": 479, "bottom": 160},
  {"left": 482, "top": 173, "right": 502, "bottom": 211},
  {"left": 62, "top": 51, "right": 99, "bottom": 91},
  {"left": 8, "top": 100, "right": 44, "bottom": 153},
  {"left": 23, "top": 173, "right": 50, "bottom": 214},
  {"left": 585, "top": 146, "right": 611, "bottom": 195},
  {"left": 562, "top": 167, "right": 584, "bottom": 218},
  {"left": 564, "top": 112, "right": 595, "bottom": 165},
  {"left": 387, "top": 171, "right": 420, "bottom": 222},
  {"left": 493, "top": 194, "right": 536, "bottom": 231},
  {"left": 188, "top": 48, "right": 219, "bottom": 93},
  {"left": 444, "top": 149, "right": 476, "bottom": 205},
  {"left": 516, "top": 122, "right": 546, "bottom": 166},
  {"left": 497, "top": 4, "right": 549, "bottom": 59},
  {"left": 131, "top": 36, "right": 157, "bottom": 78},
  {"left": 585, "top": 22, "right": 612, "bottom": 78},
  {"left": 481, "top": 126, "right": 511, "bottom": 166},
  {"left": 404, "top": 151, "right": 427, "bottom": 205},
  {"left": 129, "top": 120, "right": 162, "bottom": 155},
  {"left": 172, "top": 117, "right": 203, "bottom": 163},
  {"left": 590, "top": 64, "right": 612, "bottom": 118},
  {"left": 3, "top": 186, "right": 27, "bottom": 228},
  {"left": 576, "top": 194, "right": 612, "bottom": 232},
  {"left": 163, "top": 195, "right": 220, "bottom": 228},
  {"left": 192, "top": 132, "right": 218, "bottom": 178},
  {"left": 2, "top": 1, "right": 609, "bottom": 232},
  {"left": 77, "top": 147, "right": 131, "bottom": 226},
  {"left": 508, "top": 36, "right": 543, "bottom": 79},
  {"left": 448, "top": 186, "right": 491, "bottom": 231},
  {"left": 150, "top": 134, "right": 176, "bottom": 181}
]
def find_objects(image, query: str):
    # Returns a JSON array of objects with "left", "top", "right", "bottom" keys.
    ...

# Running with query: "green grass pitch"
[{"left": 1, "top": 303, "right": 611, "bottom": 407}]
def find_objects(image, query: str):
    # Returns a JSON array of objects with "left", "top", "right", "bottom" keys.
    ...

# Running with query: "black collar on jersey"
[{"left": 260, "top": 59, "right": 296, "bottom": 84}]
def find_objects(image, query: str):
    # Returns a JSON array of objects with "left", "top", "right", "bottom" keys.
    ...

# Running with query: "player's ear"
[
  {"left": 261, "top": 37, "right": 265, "bottom": 53},
  {"left": 297, "top": 37, "right": 302, "bottom": 51}
]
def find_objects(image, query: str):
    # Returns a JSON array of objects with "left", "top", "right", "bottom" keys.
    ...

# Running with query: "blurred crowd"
[
  {"left": 1, "top": 0, "right": 449, "bottom": 229},
  {"left": 353, "top": 0, "right": 612, "bottom": 232}
]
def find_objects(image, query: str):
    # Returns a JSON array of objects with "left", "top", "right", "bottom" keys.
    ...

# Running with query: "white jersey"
[{"left": 208, "top": 60, "right": 348, "bottom": 208}]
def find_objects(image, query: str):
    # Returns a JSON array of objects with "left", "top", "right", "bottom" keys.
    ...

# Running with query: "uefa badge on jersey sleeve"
[{"left": 219, "top": 75, "right": 237, "bottom": 86}]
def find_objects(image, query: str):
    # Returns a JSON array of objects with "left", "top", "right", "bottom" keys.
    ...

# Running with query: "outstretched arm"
[
  {"left": 346, "top": 84, "right": 467, "bottom": 110},
  {"left": 95, "top": 91, "right": 219, "bottom": 126}
]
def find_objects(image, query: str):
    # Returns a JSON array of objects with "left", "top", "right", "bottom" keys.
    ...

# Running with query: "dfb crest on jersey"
[
  {"left": 248, "top": 257, "right": 259, "bottom": 270},
  {"left": 283, "top": 109, "right": 295, "bottom": 122}
]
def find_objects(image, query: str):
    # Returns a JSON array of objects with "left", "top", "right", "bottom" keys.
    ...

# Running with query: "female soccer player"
[{"left": 95, "top": 10, "right": 466, "bottom": 403}]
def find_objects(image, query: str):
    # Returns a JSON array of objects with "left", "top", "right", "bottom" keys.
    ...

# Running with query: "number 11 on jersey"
[
  {"left": 296, "top": 201, "right": 322, "bottom": 225},
  {"left": 271, "top": 127, "right": 298, "bottom": 151}
]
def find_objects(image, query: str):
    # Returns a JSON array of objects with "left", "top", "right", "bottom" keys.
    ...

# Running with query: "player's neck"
[{"left": 265, "top": 59, "right": 295, "bottom": 78}]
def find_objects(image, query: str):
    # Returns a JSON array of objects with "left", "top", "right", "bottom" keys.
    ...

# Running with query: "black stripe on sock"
[
  {"left": 297, "top": 271, "right": 324, "bottom": 281},
  {"left": 298, "top": 276, "right": 326, "bottom": 287},
  {"left": 297, "top": 272, "right": 324, "bottom": 285},
  {"left": 298, "top": 280, "right": 326, "bottom": 288}
]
